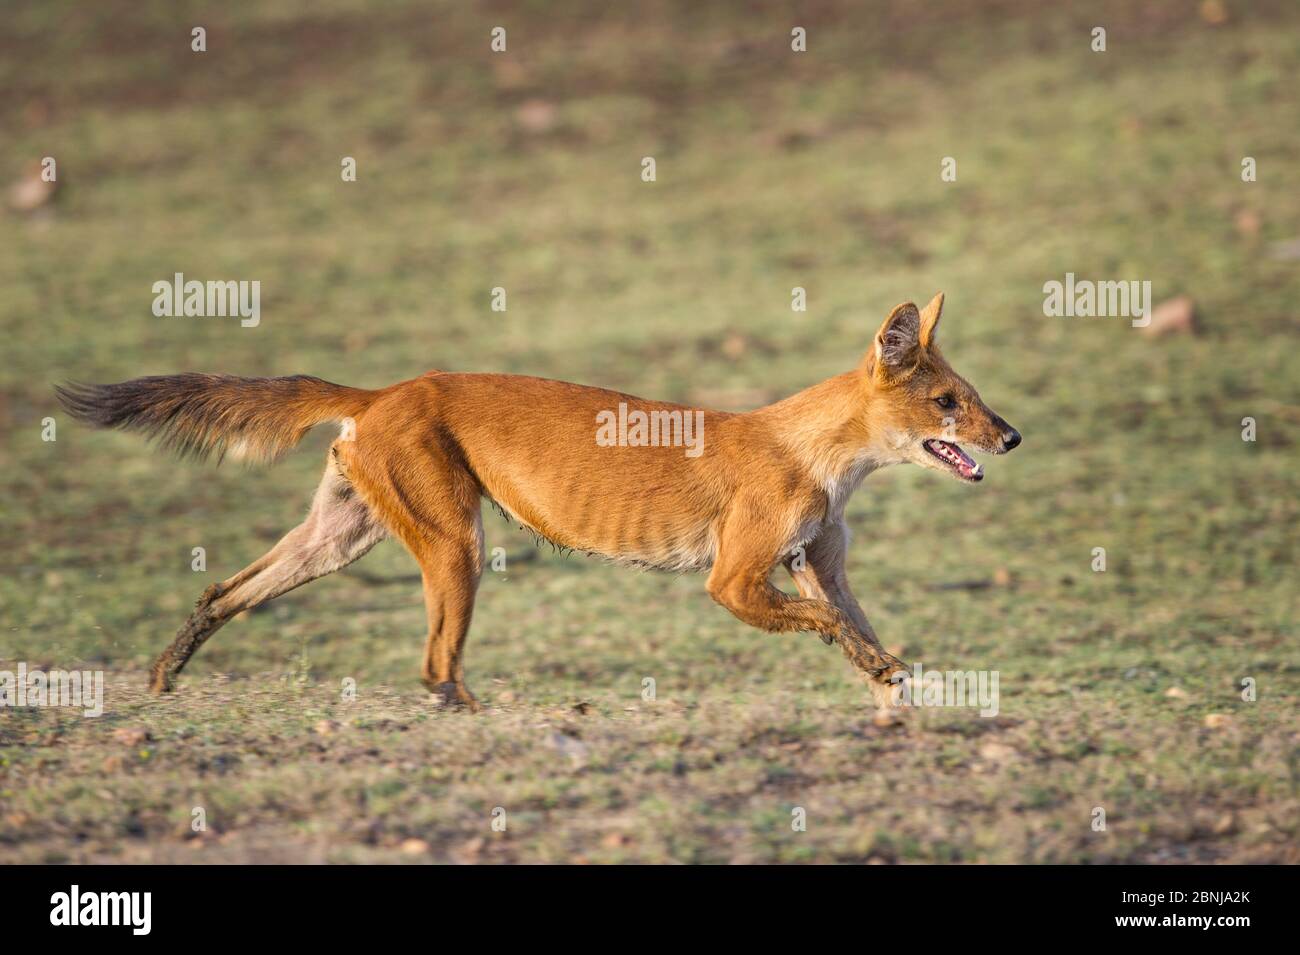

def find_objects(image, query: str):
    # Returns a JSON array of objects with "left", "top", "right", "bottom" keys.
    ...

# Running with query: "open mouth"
[{"left": 923, "top": 439, "right": 983, "bottom": 482}]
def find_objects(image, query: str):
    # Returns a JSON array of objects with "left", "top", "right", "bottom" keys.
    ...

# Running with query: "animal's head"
[{"left": 862, "top": 293, "right": 1020, "bottom": 482}]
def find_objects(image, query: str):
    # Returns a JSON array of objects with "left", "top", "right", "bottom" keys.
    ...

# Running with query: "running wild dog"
[{"left": 57, "top": 293, "right": 1020, "bottom": 708}]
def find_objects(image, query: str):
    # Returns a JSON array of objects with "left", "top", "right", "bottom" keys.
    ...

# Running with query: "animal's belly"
[{"left": 484, "top": 494, "right": 717, "bottom": 573}]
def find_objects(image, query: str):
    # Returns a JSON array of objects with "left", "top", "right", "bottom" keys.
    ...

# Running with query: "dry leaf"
[
  {"left": 112, "top": 727, "right": 149, "bottom": 746},
  {"left": 313, "top": 719, "right": 342, "bottom": 737},
  {"left": 9, "top": 161, "right": 58, "bottom": 212},
  {"left": 1234, "top": 208, "right": 1261, "bottom": 239},
  {"left": 1199, "top": 0, "right": 1229, "bottom": 26},
  {"left": 1142, "top": 295, "right": 1197, "bottom": 338},
  {"left": 515, "top": 99, "right": 557, "bottom": 134}
]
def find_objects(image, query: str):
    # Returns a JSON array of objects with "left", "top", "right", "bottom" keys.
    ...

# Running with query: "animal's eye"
[{"left": 934, "top": 395, "right": 955, "bottom": 410}]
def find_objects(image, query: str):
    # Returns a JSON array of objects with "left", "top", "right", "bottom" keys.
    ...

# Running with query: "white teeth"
[{"left": 926, "top": 439, "right": 981, "bottom": 475}]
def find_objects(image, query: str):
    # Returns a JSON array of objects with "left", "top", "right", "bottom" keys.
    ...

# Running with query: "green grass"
[{"left": 1, "top": 0, "right": 1297, "bottom": 863}]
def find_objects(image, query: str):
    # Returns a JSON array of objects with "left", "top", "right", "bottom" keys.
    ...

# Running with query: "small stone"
[
  {"left": 399, "top": 838, "right": 430, "bottom": 855},
  {"left": 1234, "top": 208, "right": 1261, "bottom": 239},
  {"left": 1164, "top": 687, "right": 1189, "bottom": 699},
  {"left": 1203, "top": 713, "right": 1234, "bottom": 729},
  {"left": 451, "top": 837, "right": 485, "bottom": 863},
  {"left": 978, "top": 741, "right": 1016, "bottom": 762},
  {"left": 548, "top": 731, "right": 589, "bottom": 761}
]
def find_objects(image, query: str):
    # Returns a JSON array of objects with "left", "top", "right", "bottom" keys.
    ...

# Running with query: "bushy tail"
[{"left": 55, "top": 373, "right": 376, "bottom": 464}]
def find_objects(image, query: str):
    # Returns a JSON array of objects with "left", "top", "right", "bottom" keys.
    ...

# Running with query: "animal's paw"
[
  {"left": 866, "top": 670, "right": 911, "bottom": 709},
  {"left": 148, "top": 659, "right": 177, "bottom": 695},
  {"left": 875, "top": 651, "right": 910, "bottom": 680},
  {"left": 423, "top": 679, "right": 483, "bottom": 713},
  {"left": 864, "top": 653, "right": 911, "bottom": 709}
]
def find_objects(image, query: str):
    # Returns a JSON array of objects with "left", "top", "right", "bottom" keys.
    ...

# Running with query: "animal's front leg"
[
  {"left": 707, "top": 530, "right": 853, "bottom": 647},
  {"left": 786, "top": 522, "right": 910, "bottom": 704}
]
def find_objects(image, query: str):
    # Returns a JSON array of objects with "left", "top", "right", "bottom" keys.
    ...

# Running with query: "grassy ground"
[{"left": 1, "top": 0, "right": 1297, "bottom": 863}]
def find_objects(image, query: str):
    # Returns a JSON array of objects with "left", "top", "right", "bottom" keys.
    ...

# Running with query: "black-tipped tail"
[{"left": 55, "top": 373, "right": 374, "bottom": 464}]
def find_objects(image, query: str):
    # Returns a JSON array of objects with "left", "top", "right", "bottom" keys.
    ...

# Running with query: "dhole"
[{"left": 57, "top": 293, "right": 1019, "bottom": 708}]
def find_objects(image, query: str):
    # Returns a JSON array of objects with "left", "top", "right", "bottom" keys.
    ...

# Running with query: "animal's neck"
[{"left": 758, "top": 371, "right": 886, "bottom": 494}]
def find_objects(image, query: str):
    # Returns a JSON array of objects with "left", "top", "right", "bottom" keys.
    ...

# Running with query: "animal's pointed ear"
[
  {"left": 872, "top": 302, "right": 921, "bottom": 373},
  {"left": 919, "top": 291, "right": 944, "bottom": 350}
]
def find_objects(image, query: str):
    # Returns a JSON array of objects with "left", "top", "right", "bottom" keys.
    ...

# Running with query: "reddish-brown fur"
[{"left": 59, "top": 293, "right": 1019, "bottom": 708}]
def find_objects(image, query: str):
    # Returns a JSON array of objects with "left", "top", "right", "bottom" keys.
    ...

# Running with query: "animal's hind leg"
[
  {"left": 150, "top": 453, "right": 387, "bottom": 693},
  {"left": 413, "top": 508, "right": 485, "bottom": 711},
  {"left": 342, "top": 433, "right": 486, "bottom": 710}
]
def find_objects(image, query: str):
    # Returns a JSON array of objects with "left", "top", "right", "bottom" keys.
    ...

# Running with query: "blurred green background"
[{"left": 0, "top": 0, "right": 1296, "bottom": 863}]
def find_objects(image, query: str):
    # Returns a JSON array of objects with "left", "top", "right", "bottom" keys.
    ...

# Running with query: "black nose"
[{"left": 1002, "top": 427, "right": 1021, "bottom": 451}]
